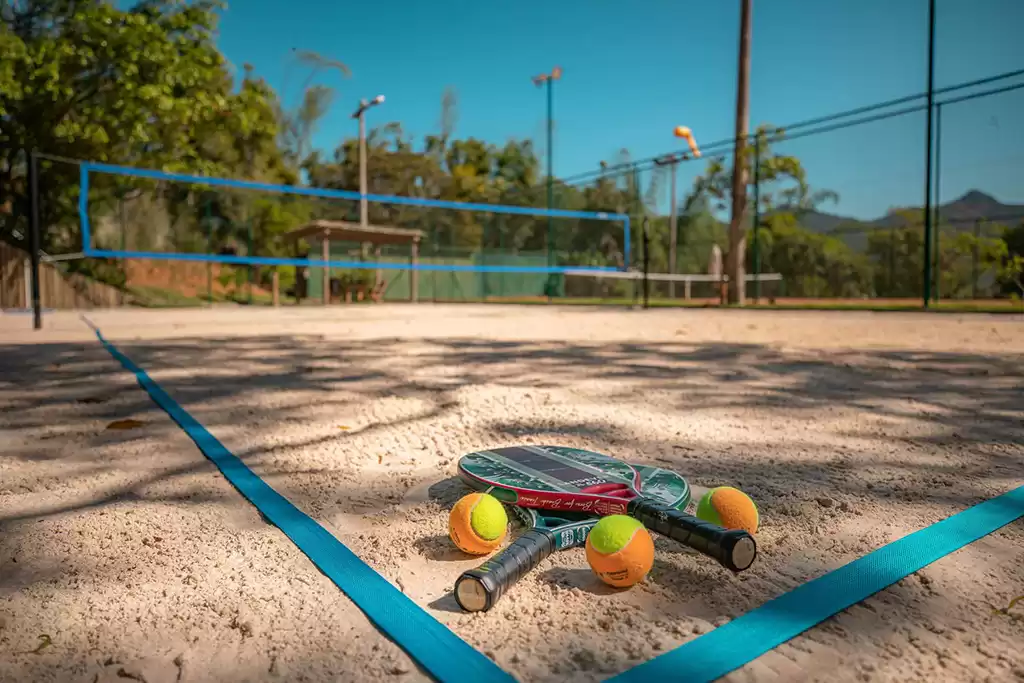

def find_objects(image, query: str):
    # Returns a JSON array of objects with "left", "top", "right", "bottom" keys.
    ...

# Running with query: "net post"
[
  {"left": 28, "top": 150, "right": 42, "bottom": 330},
  {"left": 78, "top": 163, "right": 91, "bottom": 256}
]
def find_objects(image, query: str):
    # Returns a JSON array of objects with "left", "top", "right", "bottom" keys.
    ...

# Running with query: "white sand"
[{"left": 1, "top": 304, "right": 1022, "bottom": 683}]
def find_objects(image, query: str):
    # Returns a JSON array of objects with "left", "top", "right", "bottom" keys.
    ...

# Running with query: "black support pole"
[
  {"left": 922, "top": 0, "right": 936, "bottom": 308},
  {"left": 933, "top": 102, "right": 942, "bottom": 302},
  {"left": 641, "top": 217, "right": 650, "bottom": 310},
  {"left": 752, "top": 133, "right": 762, "bottom": 304},
  {"left": 28, "top": 150, "right": 42, "bottom": 330}
]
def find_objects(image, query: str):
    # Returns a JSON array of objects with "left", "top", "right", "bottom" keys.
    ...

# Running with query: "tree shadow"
[{"left": 1, "top": 331, "right": 1022, "bottom": 682}]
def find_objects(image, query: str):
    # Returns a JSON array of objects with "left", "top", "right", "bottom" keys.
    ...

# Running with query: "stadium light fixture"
[{"left": 352, "top": 95, "right": 387, "bottom": 228}]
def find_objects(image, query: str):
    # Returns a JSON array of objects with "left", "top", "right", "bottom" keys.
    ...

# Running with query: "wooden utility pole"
[{"left": 726, "top": 0, "right": 752, "bottom": 305}]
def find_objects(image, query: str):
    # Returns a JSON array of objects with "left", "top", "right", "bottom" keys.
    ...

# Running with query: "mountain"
[{"left": 781, "top": 191, "right": 1024, "bottom": 251}]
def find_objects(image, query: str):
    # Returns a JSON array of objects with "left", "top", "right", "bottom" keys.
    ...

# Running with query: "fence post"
[
  {"left": 752, "top": 133, "right": 762, "bottom": 304},
  {"left": 28, "top": 150, "right": 42, "bottom": 329},
  {"left": 642, "top": 217, "right": 650, "bottom": 309},
  {"left": 933, "top": 102, "right": 944, "bottom": 302},
  {"left": 971, "top": 219, "right": 980, "bottom": 300},
  {"left": 921, "top": 0, "right": 936, "bottom": 308}
]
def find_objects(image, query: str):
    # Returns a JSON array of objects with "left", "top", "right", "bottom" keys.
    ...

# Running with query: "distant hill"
[{"left": 780, "top": 191, "right": 1024, "bottom": 252}]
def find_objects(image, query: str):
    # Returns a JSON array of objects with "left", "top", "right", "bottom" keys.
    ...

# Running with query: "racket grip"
[
  {"left": 453, "top": 529, "right": 556, "bottom": 612},
  {"left": 628, "top": 498, "right": 757, "bottom": 572}
]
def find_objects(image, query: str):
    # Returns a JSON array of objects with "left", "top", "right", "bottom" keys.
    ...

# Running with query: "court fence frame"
[{"left": 555, "top": 67, "right": 1024, "bottom": 311}]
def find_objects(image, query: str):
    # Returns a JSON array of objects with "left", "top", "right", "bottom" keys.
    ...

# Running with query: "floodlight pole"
[
  {"left": 533, "top": 67, "right": 561, "bottom": 294},
  {"left": 352, "top": 95, "right": 385, "bottom": 229}
]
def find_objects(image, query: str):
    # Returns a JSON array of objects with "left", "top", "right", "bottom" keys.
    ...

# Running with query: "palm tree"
[{"left": 277, "top": 49, "right": 351, "bottom": 172}]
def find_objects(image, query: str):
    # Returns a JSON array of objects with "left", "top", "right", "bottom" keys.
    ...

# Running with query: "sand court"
[{"left": 1, "top": 305, "right": 1022, "bottom": 682}]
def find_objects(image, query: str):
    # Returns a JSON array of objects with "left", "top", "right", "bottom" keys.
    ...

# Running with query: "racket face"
[{"left": 460, "top": 445, "right": 690, "bottom": 520}]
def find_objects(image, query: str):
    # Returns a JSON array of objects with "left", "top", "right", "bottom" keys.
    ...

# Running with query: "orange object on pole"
[{"left": 673, "top": 125, "right": 701, "bottom": 157}]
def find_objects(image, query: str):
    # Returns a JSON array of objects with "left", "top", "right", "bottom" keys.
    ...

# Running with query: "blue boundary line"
[
  {"left": 80, "top": 161, "right": 632, "bottom": 274},
  {"left": 87, "top": 320, "right": 1024, "bottom": 683},
  {"left": 609, "top": 483, "right": 1024, "bottom": 683},
  {"left": 88, "top": 323, "right": 515, "bottom": 683},
  {"left": 82, "top": 247, "right": 621, "bottom": 275},
  {"left": 82, "top": 161, "right": 628, "bottom": 222}
]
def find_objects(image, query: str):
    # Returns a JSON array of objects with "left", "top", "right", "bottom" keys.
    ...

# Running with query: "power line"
[{"left": 558, "top": 66, "right": 1024, "bottom": 187}]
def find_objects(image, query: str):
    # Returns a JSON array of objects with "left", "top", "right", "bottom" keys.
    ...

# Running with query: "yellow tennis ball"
[
  {"left": 448, "top": 492, "right": 508, "bottom": 555},
  {"left": 584, "top": 515, "right": 654, "bottom": 588},
  {"left": 696, "top": 486, "right": 759, "bottom": 535}
]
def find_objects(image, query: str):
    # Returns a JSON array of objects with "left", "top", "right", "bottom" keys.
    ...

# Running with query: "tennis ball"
[
  {"left": 448, "top": 492, "right": 508, "bottom": 555},
  {"left": 696, "top": 486, "right": 759, "bottom": 535},
  {"left": 585, "top": 515, "right": 655, "bottom": 588}
]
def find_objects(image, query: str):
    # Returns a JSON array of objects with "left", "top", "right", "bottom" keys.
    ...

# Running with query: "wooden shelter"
[{"left": 282, "top": 220, "right": 424, "bottom": 305}]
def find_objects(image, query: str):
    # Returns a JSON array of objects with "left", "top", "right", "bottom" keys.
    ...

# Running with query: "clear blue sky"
[{"left": 203, "top": 0, "right": 1022, "bottom": 220}]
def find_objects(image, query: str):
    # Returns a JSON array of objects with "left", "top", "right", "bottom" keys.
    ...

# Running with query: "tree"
[
  {"left": 277, "top": 48, "right": 350, "bottom": 171},
  {"left": 755, "top": 213, "right": 871, "bottom": 298},
  {"left": 691, "top": 125, "right": 839, "bottom": 220},
  {"left": 1, "top": 1, "right": 284, "bottom": 237},
  {"left": 684, "top": 124, "right": 849, "bottom": 297},
  {"left": 999, "top": 221, "right": 1024, "bottom": 298},
  {"left": 0, "top": 0, "right": 300, "bottom": 296}
]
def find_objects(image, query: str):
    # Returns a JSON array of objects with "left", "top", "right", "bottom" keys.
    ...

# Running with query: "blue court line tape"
[
  {"left": 82, "top": 248, "right": 621, "bottom": 275},
  {"left": 82, "top": 161, "right": 627, "bottom": 222},
  {"left": 88, "top": 324, "right": 515, "bottom": 683},
  {"left": 609, "top": 484, "right": 1024, "bottom": 683}
]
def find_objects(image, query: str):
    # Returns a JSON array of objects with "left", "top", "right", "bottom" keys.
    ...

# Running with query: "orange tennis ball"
[
  {"left": 448, "top": 492, "right": 508, "bottom": 555},
  {"left": 696, "top": 486, "right": 759, "bottom": 535},
  {"left": 584, "top": 515, "right": 655, "bottom": 588}
]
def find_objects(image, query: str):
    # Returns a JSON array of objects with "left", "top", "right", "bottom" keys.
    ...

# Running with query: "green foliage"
[
  {"left": 755, "top": 213, "right": 872, "bottom": 297},
  {"left": 999, "top": 222, "right": 1024, "bottom": 296},
  {"left": 692, "top": 125, "right": 840, "bottom": 217},
  {"left": 1001, "top": 254, "right": 1024, "bottom": 297}
]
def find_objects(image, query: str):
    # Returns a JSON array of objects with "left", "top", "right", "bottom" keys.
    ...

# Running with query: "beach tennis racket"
[
  {"left": 457, "top": 445, "right": 757, "bottom": 573},
  {"left": 454, "top": 462, "right": 689, "bottom": 612}
]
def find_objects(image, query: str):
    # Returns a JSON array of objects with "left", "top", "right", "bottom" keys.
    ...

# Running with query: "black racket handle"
[
  {"left": 627, "top": 498, "right": 757, "bottom": 572},
  {"left": 454, "top": 529, "right": 556, "bottom": 612}
]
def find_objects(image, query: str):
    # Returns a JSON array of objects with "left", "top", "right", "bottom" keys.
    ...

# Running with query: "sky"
[{"left": 180, "top": 0, "right": 1022, "bottom": 220}]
